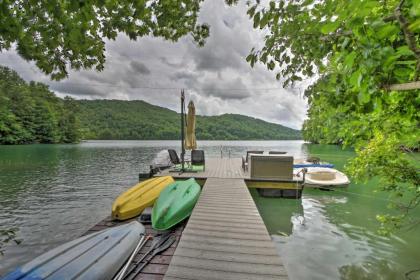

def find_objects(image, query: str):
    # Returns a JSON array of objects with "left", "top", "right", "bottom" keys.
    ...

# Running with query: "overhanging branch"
[
  {"left": 385, "top": 81, "right": 420, "bottom": 91},
  {"left": 394, "top": 0, "right": 420, "bottom": 79}
]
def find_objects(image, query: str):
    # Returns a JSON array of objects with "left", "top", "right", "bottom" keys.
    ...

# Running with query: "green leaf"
[
  {"left": 376, "top": 24, "right": 399, "bottom": 39},
  {"left": 409, "top": 19, "right": 420, "bottom": 31},
  {"left": 260, "top": 13, "right": 270, "bottom": 28},
  {"left": 246, "top": 54, "right": 257, "bottom": 67},
  {"left": 247, "top": 5, "right": 257, "bottom": 17},
  {"left": 410, "top": 0, "right": 420, "bottom": 16},
  {"left": 253, "top": 12, "right": 261, "bottom": 28},
  {"left": 349, "top": 70, "right": 362, "bottom": 88},
  {"left": 343, "top": 51, "right": 357, "bottom": 70},
  {"left": 358, "top": 90, "right": 370, "bottom": 104},
  {"left": 396, "top": 46, "right": 414, "bottom": 57},
  {"left": 321, "top": 21, "right": 340, "bottom": 34},
  {"left": 246, "top": 54, "right": 253, "bottom": 62},
  {"left": 374, "top": 97, "right": 382, "bottom": 111},
  {"left": 393, "top": 67, "right": 412, "bottom": 78},
  {"left": 394, "top": 60, "right": 416, "bottom": 65}
]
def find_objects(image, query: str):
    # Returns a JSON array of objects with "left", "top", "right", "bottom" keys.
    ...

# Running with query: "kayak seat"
[{"left": 191, "top": 150, "right": 205, "bottom": 171}]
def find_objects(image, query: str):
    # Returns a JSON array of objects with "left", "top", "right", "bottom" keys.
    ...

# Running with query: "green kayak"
[{"left": 152, "top": 178, "right": 201, "bottom": 230}]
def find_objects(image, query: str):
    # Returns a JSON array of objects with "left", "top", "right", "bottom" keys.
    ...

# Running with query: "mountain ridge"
[{"left": 77, "top": 99, "right": 301, "bottom": 140}]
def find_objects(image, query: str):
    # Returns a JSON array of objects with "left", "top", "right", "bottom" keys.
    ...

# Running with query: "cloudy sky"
[{"left": 0, "top": 0, "right": 308, "bottom": 129}]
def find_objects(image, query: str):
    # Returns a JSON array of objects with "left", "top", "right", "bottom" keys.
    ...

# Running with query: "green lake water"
[{"left": 0, "top": 140, "right": 419, "bottom": 279}]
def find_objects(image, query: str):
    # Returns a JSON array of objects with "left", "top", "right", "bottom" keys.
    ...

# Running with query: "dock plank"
[
  {"left": 163, "top": 178, "right": 288, "bottom": 279},
  {"left": 165, "top": 266, "right": 284, "bottom": 280}
]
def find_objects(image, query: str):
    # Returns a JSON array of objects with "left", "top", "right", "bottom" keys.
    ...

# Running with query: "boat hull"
[
  {"left": 152, "top": 178, "right": 201, "bottom": 230},
  {"left": 2, "top": 221, "right": 145, "bottom": 280},
  {"left": 301, "top": 167, "right": 350, "bottom": 188},
  {"left": 112, "top": 176, "right": 174, "bottom": 220}
]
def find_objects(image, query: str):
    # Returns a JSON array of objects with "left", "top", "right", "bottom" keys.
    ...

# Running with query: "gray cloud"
[
  {"left": 170, "top": 70, "right": 199, "bottom": 82},
  {"left": 130, "top": 61, "right": 151, "bottom": 75},
  {"left": 160, "top": 57, "right": 185, "bottom": 68},
  {"left": 199, "top": 77, "right": 251, "bottom": 100},
  {"left": 0, "top": 0, "right": 308, "bottom": 129},
  {"left": 51, "top": 83, "right": 106, "bottom": 98}
]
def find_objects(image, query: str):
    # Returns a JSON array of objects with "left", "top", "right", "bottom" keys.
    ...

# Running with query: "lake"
[{"left": 0, "top": 140, "right": 419, "bottom": 279}]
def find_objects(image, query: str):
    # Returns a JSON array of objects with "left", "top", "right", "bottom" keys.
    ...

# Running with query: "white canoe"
[
  {"left": 3, "top": 221, "right": 144, "bottom": 280},
  {"left": 296, "top": 167, "right": 350, "bottom": 188}
]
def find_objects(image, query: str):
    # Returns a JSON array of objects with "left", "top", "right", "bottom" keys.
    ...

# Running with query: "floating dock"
[
  {"left": 85, "top": 157, "right": 296, "bottom": 279},
  {"left": 158, "top": 158, "right": 303, "bottom": 196},
  {"left": 156, "top": 157, "right": 293, "bottom": 279}
]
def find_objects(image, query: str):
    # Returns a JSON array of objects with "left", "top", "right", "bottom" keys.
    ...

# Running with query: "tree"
[
  {"left": 246, "top": 0, "right": 420, "bottom": 233},
  {"left": 0, "top": 0, "right": 211, "bottom": 80},
  {"left": 0, "top": 66, "right": 81, "bottom": 144},
  {"left": 60, "top": 97, "right": 81, "bottom": 143}
]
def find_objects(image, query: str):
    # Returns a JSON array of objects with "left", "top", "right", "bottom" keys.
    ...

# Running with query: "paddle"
[
  {"left": 124, "top": 233, "right": 176, "bottom": 280},
  {"left": 121, "top": 232, "right": 173, "bottom": 279},
  {"left": 113, "top": 234, "right": 150, "bottom": 280}
]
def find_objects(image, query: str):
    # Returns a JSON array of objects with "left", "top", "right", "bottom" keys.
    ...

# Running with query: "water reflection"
[
  {"left": 271, "top": 196, "right": 377, "bottom": 280},
  {"left": 253, "top": 142, "right": 420, "bottom": 280},
  {"left": 1, "top": 140, "right": 419, "bottom": 280},
  {"left": 250, "top": 188, "right": 303, "bottom": 235},
  {"left": 339, "top": 260, "right": 402, "bottom": 280},
  {"left": 0, "top": 140, "right": 306, "bottom": 274}
]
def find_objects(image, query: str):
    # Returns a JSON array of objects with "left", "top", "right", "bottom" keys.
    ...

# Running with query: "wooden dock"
[
  {"left": 158, "top": 158, "right": 302, "bottom": 186},
  {"left": 163, "top": 158, "right": 246, "bottom": 179},
  {"left": 162, "top": 177, "right": 289, "bottom": 279},
  {"left": 84, "top": 156, "right": 292, "bottom": 279}
]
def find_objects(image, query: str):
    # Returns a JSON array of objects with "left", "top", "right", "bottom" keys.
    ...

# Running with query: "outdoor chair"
[
  {"left": 191, "top": 150, "right": 205, "bottom": 170},
  {"left": 242, "top": 150, "right": 264, "bottom": 171},
  {"left": 168, "top": 149, "right": 181, "bottom": 165}
]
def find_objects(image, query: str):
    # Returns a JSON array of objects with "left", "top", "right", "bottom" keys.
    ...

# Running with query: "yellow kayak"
[{"left": 112, "top": 176, "right": 174, "bottom": 220}]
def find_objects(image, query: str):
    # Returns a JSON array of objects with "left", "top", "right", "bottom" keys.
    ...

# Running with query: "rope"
[
  {"left": 405, "top": 268, "right": 420, "bottom": 280},
  {"left": 316, "top": 187, "right": 397, "bottom": 203}
]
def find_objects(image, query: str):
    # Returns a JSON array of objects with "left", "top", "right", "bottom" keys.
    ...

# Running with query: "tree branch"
[
  {"left": 385, "top": 81, "right": 420, "bottom": 90},
  {"left": 383, "top": 14, "right": 397, "bottom": 22},
  {"left": 394, "top": 0, "right": 420, "bottom": 79},
  {"left": 320, "top": 30, "right": 353, "bottom": 41}
]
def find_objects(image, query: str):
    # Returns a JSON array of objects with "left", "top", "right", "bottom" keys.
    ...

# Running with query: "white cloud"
[{"left": 0, "top": 0, "right": 308, "bottom": 129}]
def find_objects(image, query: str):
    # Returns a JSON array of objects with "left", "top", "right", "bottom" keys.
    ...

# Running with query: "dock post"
[{"left": 180, "top": 90, "right": 185, "bottom": 172}]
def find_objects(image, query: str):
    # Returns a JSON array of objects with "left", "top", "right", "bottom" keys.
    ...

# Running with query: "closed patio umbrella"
[{"left": 184, "top": 101, "right": 197, "bottom": 150}]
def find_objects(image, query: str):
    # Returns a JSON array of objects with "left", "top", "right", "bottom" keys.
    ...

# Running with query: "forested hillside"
[
  {"left": 0, "top": 66, "right": 300, "bottom": 143},
  {"left": 76, "top": 100, "right": 301, "bottom": 140},
  {"left": 0, "top": 66, "right": 80, "bottom": 144}
]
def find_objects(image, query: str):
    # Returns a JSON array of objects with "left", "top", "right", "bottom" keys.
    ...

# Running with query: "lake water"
[{"left": 0, "top": 140, "right": 419, "bottom": 279}]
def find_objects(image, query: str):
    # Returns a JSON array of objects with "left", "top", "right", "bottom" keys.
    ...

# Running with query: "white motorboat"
[{"left": 295, "top": 167, "right": 350, "bottom": 188}]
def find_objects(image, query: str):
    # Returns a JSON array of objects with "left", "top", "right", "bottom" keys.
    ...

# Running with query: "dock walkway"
[{"left": 164, "top": 178, "right": 288, "bottom": 280}]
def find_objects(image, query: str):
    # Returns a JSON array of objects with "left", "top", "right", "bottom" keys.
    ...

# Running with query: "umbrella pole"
[{"left": 181, "top": 90, "right": 185, "bottom": 172}]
